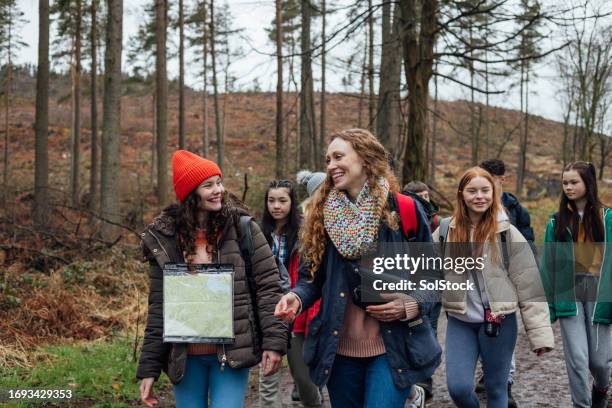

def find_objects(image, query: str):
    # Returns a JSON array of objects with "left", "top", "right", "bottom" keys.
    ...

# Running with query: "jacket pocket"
[
  {"left": 302, "top": 316, "right": 322, "bottom": 366},
  {"left": 405, "top": 318, "right": 442, "bottom": 368}
]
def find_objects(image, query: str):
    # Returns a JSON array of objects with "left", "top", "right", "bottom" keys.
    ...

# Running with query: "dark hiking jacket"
[{"left": 136, "top": 205, "right": 288, "bottom": 384}]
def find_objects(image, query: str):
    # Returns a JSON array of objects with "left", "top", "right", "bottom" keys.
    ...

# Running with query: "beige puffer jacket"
[{"left": 432, "top": 214, "right": 554, "bottom": 351}]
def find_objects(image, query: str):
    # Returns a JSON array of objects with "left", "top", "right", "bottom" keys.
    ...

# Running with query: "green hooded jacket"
[{"left": 540, "top": 207, "right": 612, "bottom": 324}]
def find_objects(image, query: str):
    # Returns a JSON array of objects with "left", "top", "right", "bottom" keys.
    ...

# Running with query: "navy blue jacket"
[
  {"left": 502, "top": 192, "right": 534, "bottom": 242},
  {"left": 292, "top": 197, "right": 442, "bottom": 389}
]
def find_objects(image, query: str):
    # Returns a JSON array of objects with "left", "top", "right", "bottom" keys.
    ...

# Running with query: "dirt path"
[{"left": 244, "top": 313, "right": 612, "bottom": 407}]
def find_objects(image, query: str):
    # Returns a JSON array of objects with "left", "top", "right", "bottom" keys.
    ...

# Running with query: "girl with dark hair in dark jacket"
[
  {"left": 259, "top": 179, "right": 322, "bottom": 408},
  {"left": 136, "top": 150, "right": 287, "bottom": 408}
]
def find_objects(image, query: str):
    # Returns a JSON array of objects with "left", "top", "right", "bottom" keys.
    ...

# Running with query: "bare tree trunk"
[
  {"left": 516, "top": 63, "right": 525, "bottom": 195},
  {"left": 3, "top": 17, "right": 11, "bottom": 203},
  {"left": 156, "top": 0, "right": 168, "bottom": 205},
  {"left": 89, "top": 0, "right": 98, "bottom": 216},
  {"left": 376, "top": 2, "right": 401, "bottom": 152},
  {"left": 429, "top": 67, "right": 438, "bottom": 187},
  {"left": 178, "top": 0, "right": 186, "bottom": 150},
  {"left": 299, "top": 0, "right": 316, "bottom": 168},
  {"left": 517, "top": 64, "right": 529, "bottom": 196},
  {"left": 151, "top": 90, "right": 156, "bottom": 183},
  {"left": 275, "top": 0, "right": 284, "bottom": 178},
  {"left": 319, "top": 0, "right": 326, "bottom": 167},
  {"left": 70, "top": 0, "right": 83, "bottom": 206},
  {"left": 358, "top": 35, "right": 367, "bottom": 129},
  {"left": 400, "top": 0, "right": 436, "bottom": 184},
  {"left": 484, "top": 48, "right": 490, "bottom": 160},
  {"left": 469, "top": 24, "right": 479, "bottom": 166},
  {"left": 210, "top": 0, "right": 223, "bottom": 169},
  {"left": 202, "top": 15, "right": 209, "bottom": 158},
  {"left": 34, "top": 0, "right": 50, "bottom": 227},
  {"left": 100, "top": 0, "right": 123, "bottom": 240},
  {"left": 367, "top": 0, "right": 374, "bottom": 131}
]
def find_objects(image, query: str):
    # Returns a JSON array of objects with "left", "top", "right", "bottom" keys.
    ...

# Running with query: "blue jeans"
[
  {"left": 446, "top": 313, "right": 517, "bottom": 408},
  {"left": 326, "top": 354, "right": 413, "bottom": 408},
  {"left": 173, "top": 354, "right": 250, "bottom": 408}
]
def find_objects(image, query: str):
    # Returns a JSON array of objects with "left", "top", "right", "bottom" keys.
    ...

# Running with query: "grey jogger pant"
[{"left": 559, "top": 274, "right": 611, "bottom": 408}]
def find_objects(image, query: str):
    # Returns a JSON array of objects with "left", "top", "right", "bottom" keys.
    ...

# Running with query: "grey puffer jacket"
[{"left": 136, "top": 205, "right": 288, "bottom": 384}]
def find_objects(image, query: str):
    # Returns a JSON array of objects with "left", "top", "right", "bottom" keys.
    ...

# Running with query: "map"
[{"left": 163, "top": 265, "right": 234, "bottom": 343}]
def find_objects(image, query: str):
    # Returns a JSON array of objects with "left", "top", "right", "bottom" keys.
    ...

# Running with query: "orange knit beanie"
[{"left": 172, "top": 150, "right": 222, "bottom": 203}]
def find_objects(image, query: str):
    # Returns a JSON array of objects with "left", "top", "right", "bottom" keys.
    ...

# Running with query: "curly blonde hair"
[{"left": 300, "top": 129, "right": 400, "bottom": 278}]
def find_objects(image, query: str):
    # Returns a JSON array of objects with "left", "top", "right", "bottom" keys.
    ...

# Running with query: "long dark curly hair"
[
  {"left": 175, "top": 190, "right": 249, "bottom": 262},
  {"left": 261, "top": 180, "right": 302, "bottom": 263}
]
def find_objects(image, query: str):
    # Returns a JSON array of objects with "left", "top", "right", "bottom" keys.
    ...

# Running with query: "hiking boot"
[
  {"left": 406, "top": 385, "right": 426, "bottom": 408},
  {"left": 508, "top": 383, "right": 517, "bottom": 408},
  {"left": 291, "top": 384, "right": 300, "bottom": 402},
  {"left": 591, "top": 385, "right": 608, "bottom": 408},
  {"left": 475, "top": 374, "right": 485, "bottom": 393}
]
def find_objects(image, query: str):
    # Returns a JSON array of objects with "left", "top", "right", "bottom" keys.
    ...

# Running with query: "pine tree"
[
  {"left": 34, "top": 0, "right": 50, "bottom": 227},
  {"left": 0, "top": 0, "right": 26, "bottom": 204}
]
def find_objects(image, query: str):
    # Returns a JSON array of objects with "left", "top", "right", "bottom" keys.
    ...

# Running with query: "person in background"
[
  {"left": 136, "top": 150, "right": 287, "bottom": 408},
  {"left": 478, "top": 158, "right": 537, "bottom": 407},
  {"left": 402, "top": 181, "right": 440, "bottom": 234},
  {"left": 434, "top": 166, "right": 553, "bottom": 408},
  {"left": 402, "top": 180, "right": 441, "bottom": 401},
  {"left": 541, "top": 161, "right": 611, "bottom": 408},
  {"left": 259, "top": 179, "right": 322, "bottom": 408}
]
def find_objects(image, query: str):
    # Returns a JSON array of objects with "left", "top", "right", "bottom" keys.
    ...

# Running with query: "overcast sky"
[{"left": 13, "top": 0, "right": 612, "bottom": 124}]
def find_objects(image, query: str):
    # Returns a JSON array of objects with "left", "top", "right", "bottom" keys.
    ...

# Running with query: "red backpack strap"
[{"left": 395, "top": 192, "right": 417, "bottom": 237}]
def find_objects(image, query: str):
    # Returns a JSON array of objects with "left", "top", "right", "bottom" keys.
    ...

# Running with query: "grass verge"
[{"left": 0, "top": 335, "right": 171, "bottom": 407}]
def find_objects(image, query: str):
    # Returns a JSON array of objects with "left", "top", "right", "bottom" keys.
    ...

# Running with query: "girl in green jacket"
[{"left": 541, "top": 161, "right": 611, "bottom": 408}]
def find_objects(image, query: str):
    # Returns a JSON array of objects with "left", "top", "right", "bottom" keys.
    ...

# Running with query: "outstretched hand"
[{"left": 274, "top": 292, "right": 300, "bottom": 323}]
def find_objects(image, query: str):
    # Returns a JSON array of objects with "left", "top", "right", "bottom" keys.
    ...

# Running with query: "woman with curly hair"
[
  {"left": 275, "top": 129, "right": 441, "bottom": 408},
  {"left": 136, "top": 150, "right": 287, "bottom": 408}
]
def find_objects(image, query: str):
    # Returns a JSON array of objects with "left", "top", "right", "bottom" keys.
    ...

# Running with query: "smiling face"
[
  {"left": 195, "top": 175, "right": 225, "bottom": 212},
  {"left": 462, "top": 176, "right": 494, "bottom": 216},
  {"left": 267, "top": 187, "right": 292, "bottom": 223},
  {"left": 326, "top": 137, "right": 368, "bottom": 198},
  {"left": 562, "top": 170, "right": 587, "bottom": 202}
]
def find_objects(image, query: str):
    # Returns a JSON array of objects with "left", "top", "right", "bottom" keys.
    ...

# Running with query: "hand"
[
  {"left": 534, "top": 347, "right": 552, "bottom": 356},
  {"left": 140, "top": 378, "right": 158, "bottom": 407},
  {"left": 274, "top": 293, "right": 300, "bottom": 323},
  {"left": 366, "top": 293, "right": 418, "bottom": 322},
  {"left": 261, "top": 350, "right": 282, "bottom": 376}
]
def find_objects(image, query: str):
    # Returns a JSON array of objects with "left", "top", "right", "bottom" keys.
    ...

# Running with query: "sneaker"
[
  {"left": 406, "top": 385, "right": 426, "bottom": 408},
  {"left": 508, "top": 383, "right": 517, "bottom": 408},
  {"left": 475, "top": 374, "right": 485, "bottom": 393},
  {"left": 591, "top": 385, "right": 608, "bottom": 408},
  {"left": 417, "top": 379, "right": 433, "bottom": 400},
  {"left": 291, "top": 384, "right": 300, "bottom": 402}
]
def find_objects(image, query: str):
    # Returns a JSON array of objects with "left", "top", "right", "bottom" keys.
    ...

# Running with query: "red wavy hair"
[{"left": 450, "top": 167, "right": 502, "bottom": 257}]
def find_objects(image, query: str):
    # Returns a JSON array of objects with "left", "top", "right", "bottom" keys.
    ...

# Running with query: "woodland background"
[{"left": 0, "top": 0, "right": 610, "bottom": 406}]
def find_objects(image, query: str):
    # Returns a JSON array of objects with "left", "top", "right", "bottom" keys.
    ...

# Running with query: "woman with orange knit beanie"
[{"left": 136, "top": 150, "right": 288, "bottom": 408}]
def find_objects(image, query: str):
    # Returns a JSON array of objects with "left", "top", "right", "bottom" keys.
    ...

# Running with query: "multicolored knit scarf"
[{"left": 323, "top": 178, "right": 389, "bottom": 259}]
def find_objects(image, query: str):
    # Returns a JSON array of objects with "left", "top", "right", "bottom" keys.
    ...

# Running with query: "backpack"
[
  {"left": 237, "top": 215, "right": 264, "bottom": 349},
  {"left": 395, "top": 192, "right": 418, "bottom": 239},
  {"left": 438, "top": 217, "right": 510, "bottom": 271}
]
